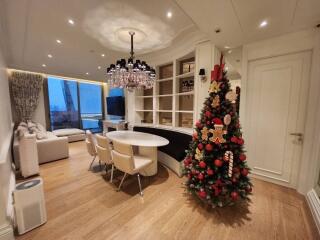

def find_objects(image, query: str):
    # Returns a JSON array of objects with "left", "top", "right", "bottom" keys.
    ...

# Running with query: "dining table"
[{"left": 105, "top": 130, "right": 169, "bottom": 176}]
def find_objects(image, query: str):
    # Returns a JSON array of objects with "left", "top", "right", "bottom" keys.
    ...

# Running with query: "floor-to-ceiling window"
[
  {"left": 79, "top": 82, "right": 103, "bottom": 133},
  {"left": 47, "top": 77, "right": 79, "bottom": 130},
  {"left": 47, "top": 76, "right": 103, "bottom": 132}
]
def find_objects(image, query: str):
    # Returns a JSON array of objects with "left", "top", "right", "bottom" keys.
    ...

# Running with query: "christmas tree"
[{"left": 183, "top": 56, "right": 252, "bottom": 207}]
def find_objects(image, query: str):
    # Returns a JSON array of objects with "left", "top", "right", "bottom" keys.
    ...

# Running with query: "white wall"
[{"left": 0, "top": 22, "right": 15, "bottom": 239}]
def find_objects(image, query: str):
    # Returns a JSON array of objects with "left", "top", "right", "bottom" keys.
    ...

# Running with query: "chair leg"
[
  {"left": 110, "top": 164, "right": 114, "bottom": 183},
  {"left": 99, "top": 159, "right": 102, "bottom": 171},
  {"left": 137, "top": 174, "right": 143, "bottom": 196},
  {"left": 117, "top": 173, "right": 127, "bottom": 191},
  {"left": 88, "top": 155, "right": 96, "bottom": 170}
]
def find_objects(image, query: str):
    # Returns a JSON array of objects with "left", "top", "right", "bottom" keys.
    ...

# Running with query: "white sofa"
[
  {"left": 13, "top": 131, "right": 69, "bottom": 168},
  {"left": 52, "top": 128, "right": 86, "bottom": 142}
]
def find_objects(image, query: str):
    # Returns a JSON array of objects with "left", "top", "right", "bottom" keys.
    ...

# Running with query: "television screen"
[{"left": 106, "top": 96, "right": 125, "bottom": 116}]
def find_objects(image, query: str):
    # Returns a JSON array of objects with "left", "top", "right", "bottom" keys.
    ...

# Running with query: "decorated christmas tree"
[{"left": 183, "top": 56, "right": 252, "bottom": 207}]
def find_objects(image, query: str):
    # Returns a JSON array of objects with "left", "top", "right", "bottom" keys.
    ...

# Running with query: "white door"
[{"left": 246, "top": 51, "right": 311, "bottom": 188}]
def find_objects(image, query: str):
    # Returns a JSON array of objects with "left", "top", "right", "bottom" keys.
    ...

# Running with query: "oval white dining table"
[{"left": 106, "top": 130, "right": 169, "bottom": 176}]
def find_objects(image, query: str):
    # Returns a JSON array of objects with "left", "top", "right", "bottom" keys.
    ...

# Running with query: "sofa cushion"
[{"left": 53, "top": 128, "right": 85, "bottom": 137}]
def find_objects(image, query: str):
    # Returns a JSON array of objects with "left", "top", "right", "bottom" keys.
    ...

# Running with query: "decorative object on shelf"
[
  {"left": 181, "top": 79, "right": 194, "bottom": 92},
  {"left": 199, "top": 68, "right": 207, "bottom": 82},
  {"left": 106, "top": 31, "right": 156, "bottom": 91},
  {"left": 183, "top": 55, "right": 252, "bottom": 208}
]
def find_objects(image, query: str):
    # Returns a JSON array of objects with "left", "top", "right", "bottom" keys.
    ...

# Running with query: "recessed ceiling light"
[
  {"left": 42, "top": 64, "right": 46, "bottom": 67},
  {"left": 167, "top": 11, "right": 172, "bottom": 18},
  {"left": 224, "top": 46, "right": 231, "bottom": 49},
  {"left": 259, "top": 20, "right": 268, "bottom": 28},
  {"left": 86, "top": 72, "right": 89, "bottom": 75},
  {"left": 98, "top": 66, "right": 101, "bottom": 70},
  {"left": 48, "top": 54, "right": 53, "bottom": 58},
  {"left": 101, "top": 54, "right": 105, "bottom": 57},
  {"left": 56, "top": 39, "right": 62, "bottom": 44},
  {"left": 228, "top": 50, "right": 232, "bottom": 54},
  {"left": 68, "top": 19, "right": 75, "bottom": 25},
  {"left": 225, "top": 66, "right": 229, "bottom": 71}
]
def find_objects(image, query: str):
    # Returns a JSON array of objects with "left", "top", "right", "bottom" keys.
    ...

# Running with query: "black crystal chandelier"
[{"left": 106, "top": 31, "right": 156, "bottom": 90}]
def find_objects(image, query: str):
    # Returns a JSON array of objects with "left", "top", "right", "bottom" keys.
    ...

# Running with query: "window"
[
  {"left": 47, "top": 77, "right": 103, "bottom": 132},
  {"left": 79, "top": 82, "right": 103, "bottom": 133},
  {"left": 47, "top": 77, "right": 79, "bottom": 130}
]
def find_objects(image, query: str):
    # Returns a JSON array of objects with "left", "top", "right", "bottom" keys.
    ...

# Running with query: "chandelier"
[{"left": 106, "top": 31, "right": 156, "bottom": 91}]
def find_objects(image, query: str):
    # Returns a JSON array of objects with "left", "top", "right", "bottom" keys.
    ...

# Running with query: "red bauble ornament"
[
  {"left": 231, "top": 177, "right": 238, "bottom": 183},
  {"left": 205, "top": 111, "right": 212, "bottom": 118},
  {"left": 241, "top": 168, "right": 249, "bottom": 176},
  {"left": 238, "top": 138, "right": 244, "bottom": 145},
  {"left": 233, "top": 167, "right": 240, "bottom": 173},
  {"left": 206, "top": 121, "right": 211, "bottom": 125},
  {"left": 195, "top": 120, "right": 203, "bottom": 129},
  {"left": 198, "top": 143, "right": 204, "bottom": 150},
  {"left": 231, "top": 136, "right": 238, "bottom": 143},
  {"left": 205, "top": 143, "right": 213, "bottom": 152},
  {"left": 198, "top": 190, "right": 207, "bottom": 198},
  {"left": 199, "top": 161, "right": 206, "bottom": 168},
  {"left": 193, "top": 132, "right": 198, "bottom": 140},
  {"left": 198, "top": 173, "right": 204, "bottom": 180},
  {"left": 212, "top": 118, "right": 223, "bottom": 125},
  {"left": 231, "top": 191, "right": 239, "bottom": 201},
  {"left": 214, "top": 159, "right": 223, "bottom": 167},
  {"left": 188, "top": 173, "right": 192, "bottom": 179},
  {"left": 245, "top": 186, "right": 252, "bottom": 193},
  {"left": 239, "top": 154, "right": 246, "bottom": 161},
  {"left": 207, "top": 169, "right": 214, "bottom": 175}
]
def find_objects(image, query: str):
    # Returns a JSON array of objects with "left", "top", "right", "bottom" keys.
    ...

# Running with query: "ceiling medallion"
[{"left": 106, "top": 31, "right": 156, "bottom": 91}]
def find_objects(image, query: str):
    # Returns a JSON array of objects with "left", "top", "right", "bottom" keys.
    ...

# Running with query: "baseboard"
[
  {"left": 0, "top": 223, "right": 14, "bottom": 240},
  {"left": 306, "top": 189, "right": 320, "bottom": 234}
]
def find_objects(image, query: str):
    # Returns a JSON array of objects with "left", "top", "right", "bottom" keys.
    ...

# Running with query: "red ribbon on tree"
[{"left": 211, "top": 54, "right": 225, "bottom": 82}]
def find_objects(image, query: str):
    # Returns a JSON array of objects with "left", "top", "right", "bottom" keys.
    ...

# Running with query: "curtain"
[{"left": 10, "top": 71, "right": 44, "bottom": 122}]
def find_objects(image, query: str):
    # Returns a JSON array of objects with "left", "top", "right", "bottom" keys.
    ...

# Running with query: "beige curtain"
[{"left": 9, "top": 71, "right": 44, "bottom": 122}]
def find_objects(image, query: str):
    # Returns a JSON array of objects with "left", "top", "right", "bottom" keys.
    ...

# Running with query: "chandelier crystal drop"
[{"left": 106, "top": 31, "right": 156, "bottom": 91}]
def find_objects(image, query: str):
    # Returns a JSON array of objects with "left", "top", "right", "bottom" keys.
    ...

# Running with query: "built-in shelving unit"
[{"left": 134, "top": 52, "right": 195, "bottom": 131}]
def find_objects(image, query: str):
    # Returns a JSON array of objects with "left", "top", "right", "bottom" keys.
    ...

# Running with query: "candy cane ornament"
[{"left": 224, "top": 151, "right": 234, "bottom": 177}]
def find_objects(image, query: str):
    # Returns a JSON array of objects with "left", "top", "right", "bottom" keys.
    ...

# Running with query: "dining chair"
[
  {"left": 111, "top": 140, "right": 152, "bottom": 196},
  {"left": 85, "top": 130, "right": 100, "bottom": 170},
  {"left": 95, "top": 134, "right": 114, "bottom": 182}
]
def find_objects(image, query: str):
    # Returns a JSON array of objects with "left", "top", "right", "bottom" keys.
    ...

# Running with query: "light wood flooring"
[{"left": 17, "top": 141, "right": 319, "bottom": 240}]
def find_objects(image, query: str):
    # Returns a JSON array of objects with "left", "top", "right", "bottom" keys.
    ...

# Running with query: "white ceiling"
[
  {"left": 1, "top": 0, "right": 193, "bottom": 81},
  {"left": 175, "top": 0, "right": 320, "bottom": 49},
  {"left": 2, "top": 0, "right": 320, "bottom": 82}
]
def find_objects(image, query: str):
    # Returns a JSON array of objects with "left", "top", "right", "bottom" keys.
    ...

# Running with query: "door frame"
[{"left": 240, "top": 29, "right": 320, "bottom": 194}]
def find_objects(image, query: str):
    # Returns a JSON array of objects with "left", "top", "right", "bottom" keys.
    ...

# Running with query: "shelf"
[
  {"left": 157, "top": 110, "right": 172, "bottom": 112},
  {"left": 176, "top": 110, "right": 194, "bottom": 113},
  {"left": 135, "top": 95, "right": 153, "bottom": 98},
  {"left": 135, "top": 110, "right": 153, "bottom": 112},
  {"left": 157, "top": 94, "right": 173, "bottom": 97},
  {"left": 176, "top": 71, "right": 194, "bottom": 79},
  {"left": 156, "top": 77, "right": 173, "bottom": 82},
  {"left": 176, "top": 91, "right": 194, "bottom": 96}
]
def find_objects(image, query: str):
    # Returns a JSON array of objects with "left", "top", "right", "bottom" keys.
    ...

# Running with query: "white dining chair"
[
  {"left": 86, "top": 130, "right": 100, "bottom": 170},
  {"left": 111, "top": 140, "right": 152, "bottom": 196},
  {"left": 95, "top": 134, "right": 114, "bottom": 182}
]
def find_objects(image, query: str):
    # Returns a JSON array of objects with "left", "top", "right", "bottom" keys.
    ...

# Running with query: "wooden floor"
[{"left": 17, "top": 141, "right": 319, "bottom": 240}]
